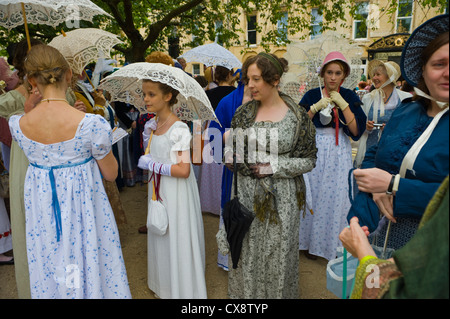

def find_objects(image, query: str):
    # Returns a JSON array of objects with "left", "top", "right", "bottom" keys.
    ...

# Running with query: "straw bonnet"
[
  {"left": 401, "top": 14, "right": 449, "bottom": 87},
  {"left": 320, "top": 51, "right": 351, "bottom": 78},
  {"left": 368, "top": 60, "right": 401, "bottom": 84}
]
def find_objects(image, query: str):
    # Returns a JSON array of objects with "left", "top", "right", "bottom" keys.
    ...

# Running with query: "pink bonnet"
[{"left": 320, "top": 51, "right": 351, "bottom": 78}]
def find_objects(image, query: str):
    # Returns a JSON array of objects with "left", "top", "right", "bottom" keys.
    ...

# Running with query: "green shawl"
[
  {"left": 351, "top": 176, "right": 449, "bottom": 299},
  {"left": 229, "top": 92, "right": 317, "bottom": 223}
]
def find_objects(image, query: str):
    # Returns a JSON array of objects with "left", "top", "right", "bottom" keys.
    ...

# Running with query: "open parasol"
[
  {"left": 282, "top": 31, "right": 364, "bottom": 101},
  {"left": 48, "top": 28, "right": 122, "bottom": 76},
  {"left": 180, "top": 42, "right": 242, "bottom": 70},
  {"left": 99, "top": 62, "right": 220, "bottom": 124},
  {"left": 0, "top": 0, "right": 112, "bottom": 50}
]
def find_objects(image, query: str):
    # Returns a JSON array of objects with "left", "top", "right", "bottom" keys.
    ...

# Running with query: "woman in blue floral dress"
[
  {"left": 298, "top": 52, "right": 366, "bottom": 261},
  {"left": 8, "top": 44, "right": 131, "bottom": 298}
]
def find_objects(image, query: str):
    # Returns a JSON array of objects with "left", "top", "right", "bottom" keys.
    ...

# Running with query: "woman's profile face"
[
  {"left": 142, "top": 81, "right": 172, "bottom": 114},
  {"left": 323, "top": 62, "right": 346, "bottom": 92},
  {"left": 423, "top": 43, "right": 449, "bottom": 103},
  {"left": 246, "top": 63, "right": 277, "bottom": 101}
]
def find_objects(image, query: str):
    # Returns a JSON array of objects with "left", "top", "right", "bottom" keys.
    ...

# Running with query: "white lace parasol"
[
  {"left": 282, "top": 31, "right": 364, "bottom": 102},
  {"left": 180, "top": 42, "right": 242, "bottom": 70},
  {"left": 99, "top": 62, "right": 220, "bottom": 124},
  {"left": 48, "top": 28, "right": 122, "bottom": 75},
  {"left": 0, "top": 0, "right": 111, "bottom": 30}
]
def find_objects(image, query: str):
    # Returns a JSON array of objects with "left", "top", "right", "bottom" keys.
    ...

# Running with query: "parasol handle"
[
  {"left": 145, "top": 119, "right": 157, "bottom": 201},
  {"left": 382, "top": 220, "right": 392, "bottom": 258},
  {"left": 83, "top": 69, "right": 97, "bottom": 92},
  {"left": 21, "top": 3, "right": 31, "bottom": 51},
  {"left": 318, "top": 76, "right": 323, "bottom": 98}
]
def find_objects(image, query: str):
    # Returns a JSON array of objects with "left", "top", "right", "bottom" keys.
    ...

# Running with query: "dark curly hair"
[{"left": 241, "top": 53, "right": 288, "bottom": 86}]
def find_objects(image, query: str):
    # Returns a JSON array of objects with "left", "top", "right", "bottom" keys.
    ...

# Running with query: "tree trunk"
[{"left": 125, "top": 43, "right": 147, "bottom": 63}]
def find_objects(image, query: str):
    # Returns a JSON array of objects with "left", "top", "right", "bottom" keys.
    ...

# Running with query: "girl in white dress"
[
  {"left": 8, "top": 44, "right": 131, "bottom": 299},
  {"left": 137, "top": 79, "right": 207, "bottom": 299}
]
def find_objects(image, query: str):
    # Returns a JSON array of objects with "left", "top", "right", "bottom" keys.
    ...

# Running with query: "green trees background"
[{"left": 1, "top": 0, "right": 448, "bottom": 62}]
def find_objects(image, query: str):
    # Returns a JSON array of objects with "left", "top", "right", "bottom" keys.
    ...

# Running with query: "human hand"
[
  {"left": 366, "top": 120, "right": 375, "bottom": 131},
  {"left": 353, "top": 168, "right": 392, "bottom": 194},
  {"left": 137, "top": 154, "right": 153, "bottom": 171},
  {"left": 339, "top": 217, "right": 375, "bottom": 260},
  {"left": 73, "top": 100, "right": 87, "bottom": 113},
  {"left": 144, "top": 118, "right": 157, "bottom": 134},
  {"left": 329, "top": 91, "right": 349, "bottom": 111},
  {"left": 249, "top": 163, "right": 273, "bottom": 178},
  {"left": 224, "top": 151, "right": 242, "bottom": 171},
  {"left": 92, "top": 90, "right": 106, "bottom": 106},
  {"left": 138, "top": 154, "right": 172, "bottom": 176},
  {"left": 310, "top": 97, "right": 332, "bottom": 114},
  {"left": 24, "top": 87, "right": 42, "bottom": 112},
  {"left": 372, "top": 193, "right": 396, "bottom": 223}
]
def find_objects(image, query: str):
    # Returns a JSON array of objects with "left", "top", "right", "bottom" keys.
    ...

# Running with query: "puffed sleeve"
[
  {"left": 89, "top": 115, "right": 113, "bottom": 160},
  {"left": 168, "top": 121, "right": 192, "bottom": 164},
  {"left": 0, "top": 91, "right": 25, "bottom": 120},
  {"left": 7, "top": 115, "right": 21, "bottom": 142},
  {"left": 170, "top": 122, "right": 191, "bottom": 150}
]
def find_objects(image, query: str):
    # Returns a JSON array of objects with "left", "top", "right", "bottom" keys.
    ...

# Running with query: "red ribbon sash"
[{"left": 333, "top": 107, "right": 339, "bottom": 146}]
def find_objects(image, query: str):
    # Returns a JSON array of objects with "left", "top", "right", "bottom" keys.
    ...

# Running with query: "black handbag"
[{"left": 222, "top": 155, "right": 255, "bottom": 269}]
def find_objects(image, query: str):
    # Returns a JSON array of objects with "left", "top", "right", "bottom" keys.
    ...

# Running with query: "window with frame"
[
  {"left": 192, "top": 63, "right": 201, "bottom": 76},
  {"left": 215, "top": 20, "right": 224, "bottom": 46},
  {"left": 277, "top": 12, "right": 288, "bottom": 43},
  {"left": 353, "top": 1, "right": 369, "bottom": 39},
  {"left": 311, "top": 8, "right": 323, "bottom": 39},
  {"left": 247, "top": 15, "right": 257, "bottom": 45},
  {"left": 396, "top": 0, "right": 413, "bottom": 33}
]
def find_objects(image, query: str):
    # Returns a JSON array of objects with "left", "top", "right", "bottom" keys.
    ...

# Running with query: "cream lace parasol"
[
  {"left": 0, "top": 0, "right": 111, "bottom": 30},
  {"left": 48, "top": 28, "right": 122, "bottom": 76},
  {"left": 180, "top": 42, "right": 242, "bottom": 70},
  {"left": 99, "top": 62, "right": 220, "bottom": 124},
  {"left": 282, "top": 31, "right": 364, "bottom": 101}
]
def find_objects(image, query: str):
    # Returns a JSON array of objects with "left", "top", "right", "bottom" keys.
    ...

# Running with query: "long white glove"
[
  {"left": 144, "top": 118, "right": 157, "bottom": 135},
  {"left": 138, "top": 154, "right": 172, "bottom": 176},
  {"left": 310, "top": 97, "right": 332, "bottom": 114},
  {"left": 142, "top": 118, "right": 157, "bottom": 151}
]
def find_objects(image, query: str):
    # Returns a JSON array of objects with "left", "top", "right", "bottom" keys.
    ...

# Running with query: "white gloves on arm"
[
  {"left": 310, "top": 97, "right": 332, "bottom": 114},
  {"left": 137, "top": 154, "right": 172, "bottom": 176},
  {"left": 144, "top": 118, "right": 157, "bottom": 135}
]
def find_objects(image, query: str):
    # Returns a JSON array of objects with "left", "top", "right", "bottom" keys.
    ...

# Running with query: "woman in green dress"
[
  {"left": 0, "top": 39, "right": 44, "bottom": 298},
  {"left": 217, "top": 52, "right": 317, "bottom": 298}
]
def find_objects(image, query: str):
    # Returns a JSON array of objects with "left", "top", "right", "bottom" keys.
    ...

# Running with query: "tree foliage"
[{"left": 0, "top": 0, "right": 447, "bottom": 62}]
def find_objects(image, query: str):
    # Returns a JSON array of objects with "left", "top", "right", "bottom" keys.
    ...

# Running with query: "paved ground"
[{"left": 0, "top": 183, "right": 337, "bottom": 300}]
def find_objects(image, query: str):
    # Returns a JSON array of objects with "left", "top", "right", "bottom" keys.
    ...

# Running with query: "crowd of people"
[{"left": 0, "top": 14, "right": 448, "bottom": 299}]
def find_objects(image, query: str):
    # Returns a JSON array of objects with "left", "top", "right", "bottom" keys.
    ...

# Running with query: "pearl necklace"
[{"left": 156, "top": 113, "right": 173, "bottom": 131}]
